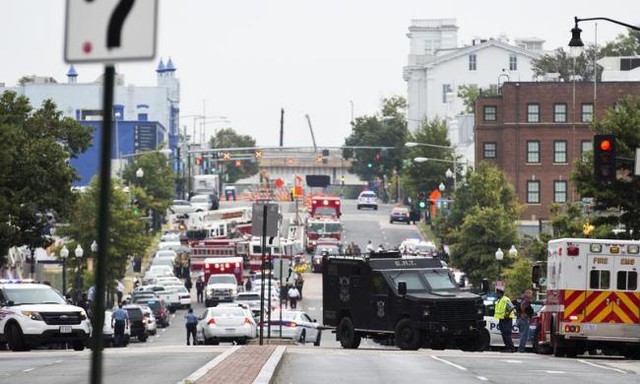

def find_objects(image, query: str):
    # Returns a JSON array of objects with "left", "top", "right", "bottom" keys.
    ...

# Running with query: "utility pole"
[{"left": 279, "top": 108, "right": 284, "bottom": 147}]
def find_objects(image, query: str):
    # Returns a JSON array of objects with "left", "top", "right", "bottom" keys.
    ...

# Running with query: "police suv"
[
  {"left": 322, "top": 251, "right": 487, "bottom": 351},
  {"left": 0, "top": 280, "right": 91, "bottom": 351}
]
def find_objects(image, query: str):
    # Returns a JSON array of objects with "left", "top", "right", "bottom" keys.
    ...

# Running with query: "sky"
[{"left": 2, "top": 1, "right": 640, "bottom": 148}]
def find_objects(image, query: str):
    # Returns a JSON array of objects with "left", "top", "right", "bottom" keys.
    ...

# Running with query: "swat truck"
[{"left": 322, "top": 251, "right": 487, "bottom": 351}]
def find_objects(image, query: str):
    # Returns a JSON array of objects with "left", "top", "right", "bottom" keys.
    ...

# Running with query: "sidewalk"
[{"left": 180, "top": 345, "right": 286, "bottom": 384}]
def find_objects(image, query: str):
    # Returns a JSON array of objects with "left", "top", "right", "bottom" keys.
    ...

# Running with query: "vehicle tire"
[
  {"left": 533, "top": 326, "right": 552, "bottom": 355},
  {"left": 314, "top": 330, "right": 322, "bottom": 347},
  {"left": 394, "top": 318, "right": 421, "bottom": 351},
  {"left": 6, "top": 323, "right": 28, "bottom": 352},
  {"left": 406, "top": 221, "right": 410, "bottom": 225},
  {"left": 72, "top": 340, "right": 85, "bottom": 351},
  {"left": 389, "top": 220, "right": 393, "bottom": 224},
  {"left": 374, "top": 206, "right": 378, "bottom": 211},
  {"left": 139, "top": 334, "right": 148, "bottom": 342},
  {"left": 211, "top": 338, "right": 220, "bottom": 346},
  {"left": 357, "top": 205, "right": 361, "bottom": 210},
  {"left": 298, "top": 329, "right": 306, "bottom": 344},
  {"left": 169, "top": 308, "right": 177, "bottom": 314},
  {"left": 337, "top": 317, "right": 361, "bottom": 349},
  {"left": 150, "top": 329, "right": 157, "bottom": 336}
]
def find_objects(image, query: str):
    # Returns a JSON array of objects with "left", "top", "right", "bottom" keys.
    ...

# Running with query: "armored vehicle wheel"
[
  {"left": 457, "top": 328, "right": 489, "bottom": 352},
  {"left": 395, "top": 319, "right": 421, "bottom": 351},
  {"left": 338, "top": 317, "right": 361, "bottom": 349}
]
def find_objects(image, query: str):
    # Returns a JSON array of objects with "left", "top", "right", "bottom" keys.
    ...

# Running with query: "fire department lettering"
[
  {"left": 620, "top": 258, "right": 635, "bottom": 265},
  {"left": 593, "top": 257, "right": 608, "bottom": 264}
]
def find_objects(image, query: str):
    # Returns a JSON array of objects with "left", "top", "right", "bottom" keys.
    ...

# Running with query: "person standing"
[
  {"left": 111, "top": 302, "right": 129, "bottom": 348},
  {"left": 494, "top": 288, "right": 516, "bottom": 352},
  {"left": 195, "top": 277, "right": 205, "bottom": 303},
  {"left": 245, "top": 277, "right": 252, "bottom": 292},
  {"left": 184, "top": 308, "right": 198, "bottom": 345},
  {"left": 287, "top": 284, "right": 300, "bottom": 309},
  {"left": 516, "top": 289, "right": 534, "bottom": 352},
  {"left": 366, "top": 240, "right": 374, "bottom": 253}
]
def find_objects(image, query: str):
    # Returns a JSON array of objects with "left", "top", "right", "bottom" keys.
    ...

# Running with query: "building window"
[
  {"left": 554, "top": 103, "right": 567, "bottom": 123},
  {"left": 554, "top": 180, "right": 567, "bottom": 203},
  {"left": 442, "top": 84, "right": 452, "bottom": 103},
  {"left": 554, "top": 140, "right": 568, "bottom": 163},
  {"left": 483, "top": 142, "right": 496, "bottom": 158},
  {"left": 582, "top": 103, "right": 594, "bottom": 122},
  {"left": 527, "top": 181, "right": 540, "bottom": 204},
  {"left": 581, "top": 140, "right": 592, "bottom": 161},
  {"left": 527, "top": 141, "right": 540, "bottom": 163},
  {"left": 509, "top": 54, "right": 517, "bottom": 71},
  {"left": 527, "top": 103, "right": 540, "bottom": 123},
  {"left": 469, "top": 54, "right": 477, "bottom": 71},
  {"left": 483, "top": 106, "right": 497, "bottom": 121}
]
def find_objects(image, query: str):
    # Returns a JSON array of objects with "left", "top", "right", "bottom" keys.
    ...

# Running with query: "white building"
[
  {"left": 404, "top": 19, "right": 544, "bottom": 165},
  {"left": 0, "top": 59, "right": 181, "bottom": 185}
]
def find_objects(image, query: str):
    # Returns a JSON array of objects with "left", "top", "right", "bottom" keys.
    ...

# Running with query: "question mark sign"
[{"left": 107, "top": 0, "right": 135, "bottom": 49}]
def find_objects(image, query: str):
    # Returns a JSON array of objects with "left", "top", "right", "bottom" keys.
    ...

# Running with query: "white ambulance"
[{"left": 533, "top": 238, "right": 640, "bottom": 358}]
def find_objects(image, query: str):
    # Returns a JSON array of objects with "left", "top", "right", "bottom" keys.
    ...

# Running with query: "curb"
[
  {"left": 252, "top": 346, "right": 286, "bottom": 384},
  {"left": 178, "top": 346, "right": 241, "bottom": 384}
]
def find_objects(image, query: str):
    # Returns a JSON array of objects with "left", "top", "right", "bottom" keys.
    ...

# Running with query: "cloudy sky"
[{"left": 2, "top": 1, "right": 639, "bottom": 147}]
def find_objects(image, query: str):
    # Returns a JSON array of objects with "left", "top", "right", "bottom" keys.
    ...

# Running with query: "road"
[{"left": 3, "top": 200, "right": 640, "bottom": 383}]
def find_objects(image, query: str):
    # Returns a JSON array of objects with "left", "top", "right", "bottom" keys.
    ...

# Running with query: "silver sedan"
[
  {"left": 196, "top": 306, "right": 257, "bottom": 345},
  {"left": 259, "top": 310, "right": 322, "bottom": 346}
]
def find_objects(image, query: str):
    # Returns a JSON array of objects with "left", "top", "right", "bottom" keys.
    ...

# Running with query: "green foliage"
[
  {"left": 0, "top": 91, "right": 92, "bottom": 266},
  {"left": 401, "top": 117, "right": 455, "bottom": 199},
  {"left": 209, "top": 128, "right": 259, "bottom": 183},
  {"left": 343, "top": 96, "right": 408, "bottom": 190},
  {"left": 572, "top": 96, "right": 640, "bottom": 238},
  {"left": 502, "top": 257, "right": 533, "bottom": 299},
  {"left": 457, "top": 85, "right": 498, "bottom": 114}
]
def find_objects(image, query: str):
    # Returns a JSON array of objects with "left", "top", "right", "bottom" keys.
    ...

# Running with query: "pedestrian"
[
  {"left": 366, "top": 240, "right": 374, "bottom": 253},
  {"left": 376, "top": 244, "right": 384, "bottom": 252},
  {"left": 116, "top": 280, "right": 124, "bottom": 304},
  {"left": 245, "top": 277, "right": 252, "bottom": 292},
  {"left": 280, "top": 283, "right": 289, "bottom": 309},
  {"left": 184, "top": 277, "right": 193, "bottom": 292},
  {"left": 494, "top": 288, "right": 516, "bottom": 352},
  {"left": 516, "top": 289, "right": 534, "bottom": 352},
  {"left": 195, "top": 277, "right": 205, "bottom": 303},
  {"left": 287, "top": 284, "right": 300, "bottom": 309},
  {"left": 111, "top": 302, "right": 129, "bottom": 348},
  {"left": 78, "top": 293, "right": 92, "bottom": 319},
  {"left": 184, "top": 308, "right": 198, "bottom": 345}
]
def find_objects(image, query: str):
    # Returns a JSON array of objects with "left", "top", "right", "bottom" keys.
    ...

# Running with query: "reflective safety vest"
[{"left": 494, "top": 296, "right": 515, "bottom": 320}]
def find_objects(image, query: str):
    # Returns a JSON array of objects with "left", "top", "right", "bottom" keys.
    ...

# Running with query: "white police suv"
[{"left": 0, "top": 280, "right": 91, "bottom": 351}]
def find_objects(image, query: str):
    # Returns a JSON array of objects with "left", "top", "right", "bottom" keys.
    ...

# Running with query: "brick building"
[{"left": 475, "top": 81, "right": 640, "bottom": 221}]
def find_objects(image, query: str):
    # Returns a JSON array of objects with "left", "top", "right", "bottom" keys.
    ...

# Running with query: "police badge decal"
[
  {"left": 338, "top": 276, "right": 350, "bottom": 302},
  {"left": 376, "top": 300, "right": 385, "bottom": 317}
]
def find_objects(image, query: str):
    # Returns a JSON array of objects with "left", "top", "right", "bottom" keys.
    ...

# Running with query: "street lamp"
[
  {"left": 438, "top": 182, "right": 445, "bottom": 192},
  {"left": 495, "top": 247, "right": 504, "bottom": 282},
  {"left": 136, "top": 167, "right": 144, "bottom": 179},
  {"left": 60, "top": 245, "right": 69, "bottom": 297},
  {"left": 508, "top": 244, "right": 518, "bottom": 258},
  {"left": 569, "top": 16, "right": 640, "bottom": 57}
]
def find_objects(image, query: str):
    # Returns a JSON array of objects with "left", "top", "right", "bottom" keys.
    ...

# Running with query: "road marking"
[
  {"left": 476, "top": 377, "right": 488, "bottom": 381},
  {"left": 431, "top": 355, "right": 467, "bottom": 371},
  {"left": 54, "top": 360, "right": 62, "bottom": 363},
  {"left": 503, "top": 359, "right": 523, "bottom": 363},
  {"left": 23, "top": 368, "right": 34, "bottom": 372},
  {"left": 545, "top": 370, "right": 565, "bottom": 374},
  {"left": 577, "top": 359, "right": 627, "bottom": 374}
]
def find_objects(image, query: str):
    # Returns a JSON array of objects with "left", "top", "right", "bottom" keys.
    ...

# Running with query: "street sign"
[
  {"left": 251, "top": 203, "right": 280, "bottom": 237},
  {"left": 65, "top": 0, "right": 158, "bottom": 63}
]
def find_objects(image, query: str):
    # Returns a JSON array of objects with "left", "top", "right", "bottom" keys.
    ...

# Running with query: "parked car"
[
  {"left": 168, "top": 200, "right": 197, "bottom": 216},
  {"left": 123, "top": 304, "right": 149, "bottom": 342},
  {"left": 135, "top": 298, "right": 170, "bottom": 328},
  {"left": 164, "top": 285, "right": 192, "bottom": 309},
  {"left": 483, "top": 299, "right": 544, "bottom": 350},
  {"left": 139, "top": 304, "right": 158, "bottom": 336},
  {"left": 356, "top": 191, "right": 378, "bottom": 210},
  {"left": 259, "top": 309, "right": 322, "bottom": 346},
  {"left": 196, "top": 305, "right": 257, "bottom": 345},
  {"left": 190, "top": 194, "right": 214, "bottom": 212},
  {"left": 103, "top": 310, "right": 130, "bottom": 347},
  {"left": 389, "top": 206, "right": 411, "bottom": 224}
]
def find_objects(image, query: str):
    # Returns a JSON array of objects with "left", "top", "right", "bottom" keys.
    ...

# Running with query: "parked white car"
[
  {"left": 168, "top": 200, "right": 197, "bottom": 216},
  {"left": 190, "top": 194, "right": 213, "bottom": 212},
  {"left": 356, "top": 191, "right": 378, "bottom": 210},
  {"left": 259, "top": 309, "right": 322, "bottom": 346},
  {"left": 138, "top": 304, "right": 157, "bottom": 336},
  {"left": 196, "top": 305, "right": 257, "bottom": 345}
]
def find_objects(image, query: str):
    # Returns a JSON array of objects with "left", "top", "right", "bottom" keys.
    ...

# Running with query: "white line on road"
[
  {"left": 23, "top": 368, "right": 34, "bottom": 372},
  {"left": 431, "top": 355, "right": 467, "bottom": 371},
  {"left": 503, "top": 359, "right": 523, "bottom": 363},
  {"left": 476, "top": 377, "right": 488, "bottom": 381},
  {"left": 54, "top": 360, "right": 62, "bottom": 363},
  {"left": 545, "top": 371, "right": 565, "bottom": 374},
  {"left": 577, "top": 359, "right": 627, "bottom": 374}
]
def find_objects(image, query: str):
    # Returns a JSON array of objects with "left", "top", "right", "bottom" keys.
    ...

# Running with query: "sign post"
[{"left": 65, "top": 2, "right": 157, "bottom": 383}]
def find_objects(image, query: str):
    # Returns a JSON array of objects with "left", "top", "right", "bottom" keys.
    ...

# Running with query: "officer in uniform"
[
  {"left": 494, "top": 288, "right": 516, "bottom": 352},
  {"left": 184, "top": 308, "right": 198, "bottom": 345},
  {"left": 111, "top": 302, "right": 129, "bottom": 348}
]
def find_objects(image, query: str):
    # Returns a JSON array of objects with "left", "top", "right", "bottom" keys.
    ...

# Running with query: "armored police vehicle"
[{"left": 322, "top": 252, "right": 487, "bottom": 351}]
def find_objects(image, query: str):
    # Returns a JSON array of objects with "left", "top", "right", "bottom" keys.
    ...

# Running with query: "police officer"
[
  {"left": 494, "top": 288, "right": 516, "bottom": 352},
  {"left": 195, "top": 277, "right": 205, "bottom": 303},
  {"left": 111, "top": 302, "right": 129, "bottom": 348},
  {"left": 184, "top": 308, "right": 198, "bottom": 345}
]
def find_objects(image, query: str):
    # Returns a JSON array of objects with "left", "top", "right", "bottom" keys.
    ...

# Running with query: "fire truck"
[
  {"left": 184, "top": 206, "right": 252, "bottom": 240},
  {"left": 305, "top": 195, "right": 343, "bottom": 252},
  {"left": 247, "top": 237, "right": 305, "bottom": 274},
  {"left": 533, "top": 238, "right": 640, "bottom": 358},
  {"left": 189, "top": 237, "right": 250, "bottom": 272}
]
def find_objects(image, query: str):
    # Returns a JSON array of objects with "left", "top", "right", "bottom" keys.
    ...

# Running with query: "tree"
[
  {"left": 57, "top": 177, "right": 151, "bottom": 295},
  {"left": 457, "top": 85, "right": 498, "bottom": 114},
  {"left": 0, "top": 91, "right": 92, "bottom": 267},
  {"left": 573, "top": 95, "right": 640, "bottom": 238},
  {"left": 343, "top": 96, "right": 408, "bottom": 199},
  {"left": 435, "top": 163, "right": 521, "bottom": 287},
  {"left": 402, "top": 117, "right": 456, "bottom": 200},
  {"left": 209, "top": 128, "right": 259, "bottom": 183}
]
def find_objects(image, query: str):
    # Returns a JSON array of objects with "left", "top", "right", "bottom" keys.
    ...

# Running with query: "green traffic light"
[
  {"left": 133, "top": 208, "right": 139, "bottom": 217},
  {"left": 367, "top": 163, "right": 373, "bottom": 168},
  {"left": 418, "top": 201, "right": 426, "bottom": 209}
]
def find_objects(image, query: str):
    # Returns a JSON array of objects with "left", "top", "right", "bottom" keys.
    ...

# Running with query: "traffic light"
[
  {"left": 374, "top": 151, "right": 380, "bottom": 161},
  {"left": 255, "top": 150, "right": 263, "bottom": 160},
  {"left": 235, "top": 160, "right": 242, "bottom": 167},
  {"left": 222, "top": 152, "right": 231, "bottom": 161},
  {"left": 417, "top": 191, "right": 426, "bottom": 209},
  {"left": 322, "top": 149, "right": 329, "bottom": 164},
  {"left": 316, "top": 155, "right": 323, "bottom": 164},
  {"left": 593, "top": 134, "right": 616, "bottom": 183},
  {"left": 367, "top": 162, "right": 373, "bottom": 168},
  {"left": 195, "top": 156, "right": 203, "bottom": 166}
]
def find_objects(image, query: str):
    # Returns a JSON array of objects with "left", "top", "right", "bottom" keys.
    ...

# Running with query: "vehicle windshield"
[
  {"left": 315, "top": 207, "right": 337, "bottom": 216},
  {"left": 210, "top": 307, "right": 245, "bottom": 317},
  {"left": 387, "top": 271, "right": 427, "bottom": 292},
  {"left": 237, "top": 294, "right": 261, "bottom": 301},
  {"left": 3, "top": 286, "right": 66, "bottom": 305},
  {"left": 325, "top": 223, "right": 342, "bottom": 232},
  {"left": 208, "top": 275, "right": 237, "bottom": 285},
  {"left": 415, "top": 244, "right": 436, "bottom": 253},
  {"left": 421, "top": 270, "right": 458, "bottom": 290},
  {"left": 308, "top": 223, "right": 324, "bottom": 233}
]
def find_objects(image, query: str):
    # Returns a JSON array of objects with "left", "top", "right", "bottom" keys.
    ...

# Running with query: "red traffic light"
[{"left": 599, "top": 140, "right": 612, "bottom": 152}]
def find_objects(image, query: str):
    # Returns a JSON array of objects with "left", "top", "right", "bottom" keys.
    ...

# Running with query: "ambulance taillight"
[{"left": 567, "top": 246, "right": 579, "bottom": 256}]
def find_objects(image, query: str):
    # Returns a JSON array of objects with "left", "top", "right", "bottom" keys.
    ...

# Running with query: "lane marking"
[
  {"left": 503, "top": 359, "right": 523, "bottom": 364},
  {"left": 431, "top": 355, "right": 467, "bottom": 371},
  {"left": 477, "top": 377, "right": 488, "bottom": 381},
  {"left": 23, "top": 368, "right": 34, "bottom": 372},
  {"left": 545, "top": 370, "right": 565, "bottom": 374},
  {"left": 577, "top": 359, "right": 627, "bottom": 374}
]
